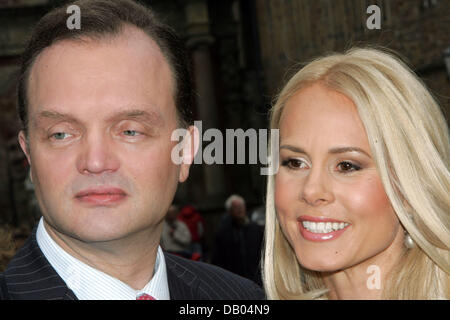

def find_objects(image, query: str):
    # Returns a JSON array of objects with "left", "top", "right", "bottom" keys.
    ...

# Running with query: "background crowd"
[{"left": 160, "top": 195, "right": 264, "bottom": 285}]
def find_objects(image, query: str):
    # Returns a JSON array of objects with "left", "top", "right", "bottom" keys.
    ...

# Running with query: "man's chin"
[
  {"left": 46, "top": 213, "right": 134, "bottom": 244},
  {"left": 68, "top": 225, "right": 134, "bottom": 244}
]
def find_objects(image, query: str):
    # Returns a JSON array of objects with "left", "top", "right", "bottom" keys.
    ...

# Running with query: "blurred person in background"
[
  {"left": 177, "top": 205, "right": 205, "bottom": 260},
  {"left": 160, "top": 205, "right": 191, "bottom": 258},
  {"left": 212, "top": 195, "right": 264, "bottom": 285}
]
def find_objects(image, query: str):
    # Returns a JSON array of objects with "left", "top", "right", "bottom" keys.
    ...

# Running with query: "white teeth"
[
  {"left": 317, "top": 222, "right": 325, "bottom": 232},
  {"left": 302, "top": 220, "right": 349, "bottom": 233}
]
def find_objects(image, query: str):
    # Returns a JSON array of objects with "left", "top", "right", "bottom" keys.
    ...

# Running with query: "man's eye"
[
  {"left": 50, "top": 132, "right": 70, "bottom": 140},
  {"left": 337, "top": 161, "right": 361, "bottom": 172},
  {"left": 123, "top": 130, "right": 140, "bottom": 137}
]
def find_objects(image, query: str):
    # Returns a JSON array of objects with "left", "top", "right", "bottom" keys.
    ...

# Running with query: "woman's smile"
[{"left": 297, "top": 215, "right": 351, "bottom": 241}]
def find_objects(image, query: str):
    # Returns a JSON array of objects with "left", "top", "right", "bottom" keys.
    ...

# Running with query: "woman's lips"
[
  {"left": 297, "top": 215, "right": 351, "bottom": 242},
  {"left": 75, "top": 187, "right": 127, "bottom": 206}
]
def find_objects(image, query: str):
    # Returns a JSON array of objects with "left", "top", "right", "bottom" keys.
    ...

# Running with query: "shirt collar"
[{"left": 36, "top": 217, "right": 170, "bottom": 300}]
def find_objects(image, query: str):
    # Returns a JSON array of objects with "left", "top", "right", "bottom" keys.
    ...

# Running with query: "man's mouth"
[{"left": 75, "top": 187, "right": 127, "bottom": 205}]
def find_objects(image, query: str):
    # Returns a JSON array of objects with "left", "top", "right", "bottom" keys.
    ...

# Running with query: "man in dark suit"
[
  {"left": 212, "top": 195, "right": 264, "bottom": 285},
  {"left": 0, "top": 0, "right": 264, "bottom": 300}
]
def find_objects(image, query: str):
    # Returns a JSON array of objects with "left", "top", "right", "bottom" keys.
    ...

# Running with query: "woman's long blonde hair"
[{"left": 263, "top": 47, "right": 450, "bottom": 299}]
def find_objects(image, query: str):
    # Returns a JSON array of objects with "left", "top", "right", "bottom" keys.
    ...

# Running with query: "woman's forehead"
[{"left": 279, "top": 85, "right": 367, "bottom": 141}]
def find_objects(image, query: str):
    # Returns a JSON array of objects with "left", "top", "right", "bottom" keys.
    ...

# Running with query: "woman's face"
[{"left": 275, "top": 83, "right": 401, "bottom": 272}]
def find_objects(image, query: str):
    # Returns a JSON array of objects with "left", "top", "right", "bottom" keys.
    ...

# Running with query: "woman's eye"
[
  {"left": 282, "top": 158, "right": 308, "bottom": 170},
  {"left": 337, "top": 161, "right": 361, "bottom": 172}
]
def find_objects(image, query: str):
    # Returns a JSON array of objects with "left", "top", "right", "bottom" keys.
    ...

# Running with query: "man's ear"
[
  {"left": 18, "top": 130, "right": 33, "bottom": 182},
  {"left": 178, "top": 125, "right": 200, "bottom": 183}
]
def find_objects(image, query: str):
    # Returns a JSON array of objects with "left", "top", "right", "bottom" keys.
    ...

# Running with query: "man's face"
[
  {"left": 230, "top": 200, "right": 246, "bottom": 221},
  {"left": 18, "top": 26, "right": 192, "bottom": 243}
]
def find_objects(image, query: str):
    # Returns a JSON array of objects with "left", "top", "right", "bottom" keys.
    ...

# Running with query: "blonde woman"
[{"left": 263, "top": 47, "right": 449, "bottom": 299}]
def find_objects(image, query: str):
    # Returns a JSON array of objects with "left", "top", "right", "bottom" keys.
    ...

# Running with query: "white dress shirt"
[{"left": 36, "top": 217, "right": 170, "bottom": 300}]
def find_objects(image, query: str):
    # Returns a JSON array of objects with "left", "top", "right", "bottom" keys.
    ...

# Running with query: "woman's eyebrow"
[
  {"left": 329, "top": 147, "right": 371, "bottom": 157},
  {"left": 280, "top": 145, "right": 371, "bottom": 158},
  {"left": 279, "top": 145, "right": 307, "bottom": 154}
]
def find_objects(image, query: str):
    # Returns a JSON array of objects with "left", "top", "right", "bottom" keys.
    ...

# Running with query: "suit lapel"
[
  {"left": 3, "top": 227, "right": 76, "bottom": 300},
  {"left": 5, "top": 229, "right": 201, "bottom": 300},
  {"left": 164, "top": 253, "right": 198, "bottom": 300}
]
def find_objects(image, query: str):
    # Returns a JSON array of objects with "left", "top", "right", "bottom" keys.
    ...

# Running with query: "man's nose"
[
  {"left": 300, "top": 167, "right": 334, "bottom": 207},
  {"left": 76, "top": 131, "right": 120, "bottom": 174}
]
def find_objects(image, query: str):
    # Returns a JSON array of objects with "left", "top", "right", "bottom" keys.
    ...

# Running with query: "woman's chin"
[{"left": 296, "top": 252, "right": 347, "bottom": 273}]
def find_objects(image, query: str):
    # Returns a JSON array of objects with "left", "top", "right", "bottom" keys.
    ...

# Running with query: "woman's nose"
[{"left": 300, "top": 168, "right": 334, "bottom": 206}]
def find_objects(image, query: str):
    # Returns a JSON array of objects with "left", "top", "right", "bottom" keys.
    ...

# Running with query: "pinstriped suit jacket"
[{"left": 0, "top": 228, "right": 265, "bottom": 300}]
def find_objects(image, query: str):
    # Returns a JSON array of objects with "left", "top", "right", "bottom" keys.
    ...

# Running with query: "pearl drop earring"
[
  {"left": 403, "top": 212, "right": 416, "bottom": 249},
  {"left": 404, "top": 232, "right": 415, "bottom": 249}
]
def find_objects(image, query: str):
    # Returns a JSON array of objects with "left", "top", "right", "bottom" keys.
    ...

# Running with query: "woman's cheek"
[
  {"left": 340, "top": 175, "right": 393, "bottom": 220},
  {"left": 275, "top": 174, "right": 293, "bottom": 214},
  {"left": 274, "top": 174, "right": 298, "bottom": 235},
  {"left": 368, "top": 177, "right": 394, "bottom": 213}
]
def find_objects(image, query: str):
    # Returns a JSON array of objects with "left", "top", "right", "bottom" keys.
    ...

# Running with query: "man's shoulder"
[
  {"left": 0, "top": 230, "right": 76, "bottom": 300},
  {"left": 164, "top": 252, "right": 265, "bottom": 300}
]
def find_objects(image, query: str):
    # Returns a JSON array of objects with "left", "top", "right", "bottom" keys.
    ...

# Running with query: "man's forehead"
[{"left": 29, "top": 24, "right": 173, "bottom": 87}]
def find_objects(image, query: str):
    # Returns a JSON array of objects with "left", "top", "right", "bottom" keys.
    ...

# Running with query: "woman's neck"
[{"left": 322, "top": 227, "right": 405, "bottom": 300}]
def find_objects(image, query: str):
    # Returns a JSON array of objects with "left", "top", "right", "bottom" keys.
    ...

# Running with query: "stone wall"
[{"left": 255, "top": 0, "right": 450, "bottom": 118}]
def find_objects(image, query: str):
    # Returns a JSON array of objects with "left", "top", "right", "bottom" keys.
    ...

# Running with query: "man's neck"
[{"left": 43, "top": 219, "right": 160, "bottom": 290}]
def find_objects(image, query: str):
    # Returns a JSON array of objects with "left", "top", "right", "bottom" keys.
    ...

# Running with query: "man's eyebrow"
[
  {"left": 106, "top": 109, "right": 164, "bottom": 126},
  {"left": 279, "top": 145, "right": 371, "bottom": 158},
  {"left": 33, "top": 110, "right": 79, "bottom": 124},
  {"left": 32, "top": 108, "right": 164, "bottom": 126}
]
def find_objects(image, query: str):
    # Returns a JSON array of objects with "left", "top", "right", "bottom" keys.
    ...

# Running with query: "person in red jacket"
[{"left": 177, "top": 205, "right": 205, "bottom": 260}]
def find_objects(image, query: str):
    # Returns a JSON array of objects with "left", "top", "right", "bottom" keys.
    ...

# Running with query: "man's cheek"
[{"left": 33, "top": 155, "right": 69, "bottom": 189}]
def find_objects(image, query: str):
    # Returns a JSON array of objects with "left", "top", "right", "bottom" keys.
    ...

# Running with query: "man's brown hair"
[{"left": 18, "top": 0, "right": 193, "bottom": 134}]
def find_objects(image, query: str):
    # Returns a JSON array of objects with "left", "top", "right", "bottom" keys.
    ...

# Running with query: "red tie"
[{"left": 137, "top": 293, "right": 156, "bottom": 300}]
